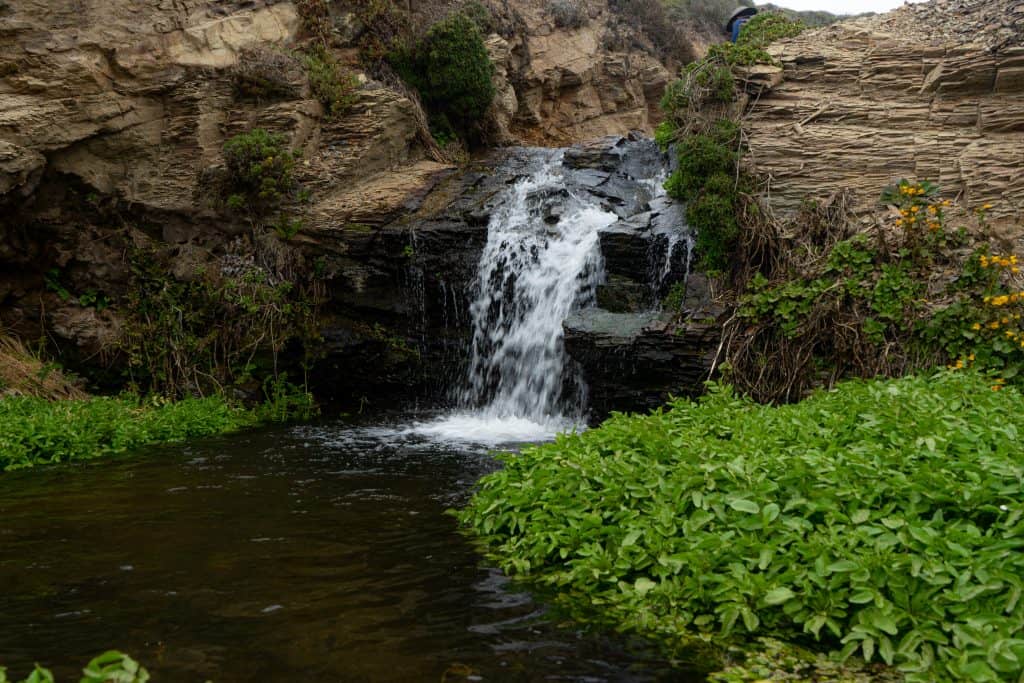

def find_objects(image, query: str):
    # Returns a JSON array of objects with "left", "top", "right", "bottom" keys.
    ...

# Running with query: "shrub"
[
  {"left": 461, "top": 0, "right": 497, "bottom": 33},
  {"left": 460, "top": 371, "right": 1024, "bottom": 681},
  {"left": 304, "top": 46, "right": 361, "bottom": 119},
  {"left": 231, "top": 47, "right": 304, "bottom": 101},
  {"left": 296, "top": 0, "right": 332, "bottom": 44},
  {"left": 222, "top": 129, "right": 299, "bottom": 216},
  {"left": 388, "top": 11, "right": 495, "bottom": 135},
  {"left": 688, "top": 174, "right": 739, "bottom": 271},
  {"left": 663, "top": 124, "right": 742, "bottom": 271},
  {"left": 121, "top": 244, "right": 322, "bottom": 400},
  {"left": 548, "top": 0, "right": 588, "bottom": 29}
]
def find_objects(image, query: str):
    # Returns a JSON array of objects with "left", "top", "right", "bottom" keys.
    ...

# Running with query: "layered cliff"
[
  {"left": 0, "top": 0, "right": 697, "bottom": 403},
  {"left": 741, "top": 0, "right": 1024, "bottom": 230}
]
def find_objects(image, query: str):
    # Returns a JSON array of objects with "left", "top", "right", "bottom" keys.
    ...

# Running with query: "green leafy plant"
[
  {"left": 0, "top": 394, "right": 256, "bottom": 470},
  {"left": 732, "top": 180, "right": 1024, "bottom": 399},
  {"left": 304, "top": 46, "right": 361, "bottom": 119},
  {"left": 222, "top": 129, "right": 299, "bottom": 217},
  {"left": 255, "top": 374, "right": 319, "bottom": 423},
  {"left": 273, "top": 216, "right": 304, "bottom": 241},
  {"left": 460, "top": 371, "right": 1024, "bottom": 681},
  {"left": 44, "top": 269, "right": 71, "bottom": 302},
  {"left": 0, "top": 651, "right": 149, "bottom": 683},
  {"left": 121, "top": 245, "right": 322, "bottom": 400},
  {"left": 387, "top": 11, "right": 495, "bottom": 137},
  {"left": 663, "top": 121, "right": 742, "bottom": 270}
]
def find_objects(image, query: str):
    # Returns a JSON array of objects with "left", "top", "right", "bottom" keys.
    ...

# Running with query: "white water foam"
[{"left": 410, "top": 151, "right": 618, "bottom": 444}]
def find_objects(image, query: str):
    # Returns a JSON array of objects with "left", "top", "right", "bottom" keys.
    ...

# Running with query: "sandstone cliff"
[
  {"left": 486, "top": 0, "right": 671, "bottom": 145},
  {"left": 0, "top": 0, "right": 688, "bottom": 402},
  {"left": 740, "top": 0, "right": 1024, "bottom": 230}
]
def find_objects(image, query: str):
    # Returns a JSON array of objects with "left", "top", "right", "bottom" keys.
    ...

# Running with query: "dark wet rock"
[
  {"left": 596, "top": 275, "right": 648, "bottom": 313},
  {"left": 564, "top": 309, "right": 720, "bottom": 417}
]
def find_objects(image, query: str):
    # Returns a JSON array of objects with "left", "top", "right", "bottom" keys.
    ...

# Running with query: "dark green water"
[{"left": 0, "top": 419, "right": 692, "bottom": 682}]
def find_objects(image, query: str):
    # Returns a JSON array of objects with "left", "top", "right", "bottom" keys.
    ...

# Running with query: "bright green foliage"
[
  {"left": 687, "top": 178, "right": 739, "bottom": 271},
  {"left": 461, "top": 372, "right": 1024, "bottom": 681},
  {"left": 79, "top": 652, "right": 149, "bottom": 683},
  {"left": 661, "top": 281, "right": 686, "bottom": 313},
  {"left": 660, "top": 61, "right": 734, "bottom": 121},
  {"left": 0, "top": 651, "right": 148, "bottom": 683},
  {"left": 664, "top": 123, "right": 741, "bottom": 270},
  {"left": 738, "top": 12, "right": 807, "bottom": 48},
  {"left": 0, "top": 395, "right": 255, "bottom": 470},
  {"left": 712, "top": 11, "right": 806, "bottom": 66},
  {"left": 741, "top": 234, "right": 923, "bottom": 343},
  {"left": 738, "top": 181, "right": 1024, "bottom": 393},
  {"left": 388, "top": 12, "right": 495, "bottom": 136},
  {"left": 254, "top": 374, "right": 318, "bottom": 423},
  {"left": 222, "top": 129, "right": 299, "bottom": 216},
  {"left": 653, "top": 120, "right": 675, "bottom": 152},
  {"left": 304, "top": 47, "right": 361, "bottom": 119}
]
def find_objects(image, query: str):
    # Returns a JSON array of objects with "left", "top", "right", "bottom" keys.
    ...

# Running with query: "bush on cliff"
[
  {"left": 304, "top": 46, "right": 361, "bottom": 118},
  {"left": 388, "top": 11, "right": 495, "bottom": 139},
  {"left": 460, "top": 371, "right": 1024, "bottom": 681},
  {"left": 663, "top": 120, "right": 742, "bottom": 271},
  {"left": 223, "top": 129, "right": 299, "bottom": 217}
]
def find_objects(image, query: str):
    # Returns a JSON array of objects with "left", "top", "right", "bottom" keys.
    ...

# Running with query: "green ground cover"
[
  {"left": 0, "top": 395, "right": 257, "bottom": 471},
  {"left": 460, "top": 371, "right": 1024, "bottom": 681}
]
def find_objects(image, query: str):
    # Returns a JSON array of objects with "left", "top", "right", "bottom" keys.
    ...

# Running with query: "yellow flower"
[
  {"left": 972, "top": 323, "right": 982, "bottom": 330},
  {"left": 968, "top": 353, "right": 976, "bottom": 360},
  {"left": 983, "top": 203, "right": 994, "bottom": 210}
]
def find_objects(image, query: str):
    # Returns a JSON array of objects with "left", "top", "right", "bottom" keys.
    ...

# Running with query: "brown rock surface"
[
  {"left": 497, "top": 0, "right": 672, "bottom": 144},
  {"left": 741, "top": 0, "right": 1024, "bottom": 227}
]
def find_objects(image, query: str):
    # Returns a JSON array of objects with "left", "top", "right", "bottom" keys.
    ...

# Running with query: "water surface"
[{"left": 0, "top": 418, "right": 693, "bottom": 682}]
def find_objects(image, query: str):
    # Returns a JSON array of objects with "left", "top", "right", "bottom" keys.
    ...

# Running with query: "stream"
[
  {"left": 0, "top": 143, "right": 695, "bottom": 681},
  {"left": 0, "top": 423, "right": 694, "bottom": 681}
]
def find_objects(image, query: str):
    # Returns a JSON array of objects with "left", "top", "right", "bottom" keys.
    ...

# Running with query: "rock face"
[
  {"left": 741, "top": 0, "right": 1024, "bottom": 228},
  {"left": 493, "top": 0, "right": 672, "bottom": 145},
  {"left": 0, "top": 0, "right": 702, "bottom": 411},
  {"left": 564, "top": 310, "right": 718, "bottom": 417}
]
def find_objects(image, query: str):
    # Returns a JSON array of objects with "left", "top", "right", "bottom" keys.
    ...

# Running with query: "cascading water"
[
  {"left": 410, "top": 137, "right": 691, "bottom": 444},
  {"left": 413, "top": 150, "right": 620, "bottom": 443}
]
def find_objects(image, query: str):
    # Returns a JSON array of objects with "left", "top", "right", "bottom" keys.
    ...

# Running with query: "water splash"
[{"left": 412, "top": 151, "right": 618, "bottom": 441}]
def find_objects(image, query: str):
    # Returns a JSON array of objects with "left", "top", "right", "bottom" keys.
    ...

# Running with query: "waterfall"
[
  {"left": 410, "top": 138, "right": 689, "bottom": 445},
  {"left": 412, "top": 150, "right": 619, "bottom": 443},
  {"left": 461, "top": 151, "right": 616, "bottom": 421}
]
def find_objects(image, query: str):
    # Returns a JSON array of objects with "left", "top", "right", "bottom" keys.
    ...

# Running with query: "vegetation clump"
[
  {"left": 231, "top": 47, "right": 305, "bottom": 101},
  {"left": 121, "top": 244, "right": 322, "bottom": 403},
  {"left": 726, "top": 180, "right": 1024, "bottom": 402},
  {"left": 0, "top": 394, "right": 255, "bottom": 470},
  {"left": 548, "top": 0, "right": 588, "bottom": 29},
  {"left": 663, "top": 120, "right": 742, "bottom": 270},
  {"left": 223, "top": 129, "right": 300, "bottom": 217},
  {"left": 655, "top": 12, "right": 805, "bottom": 270},
  {"left": 304, "top": 46, "right": 361, "bottom": 119},
  {"left": 1, "top": 651, "right": 148, "bottom": 683},
  {"left": 461, "top": 371, "right": 1024, "bottom": 682},
  {"left": 388, "top": 10, "right": 495, "bottom": 140}
]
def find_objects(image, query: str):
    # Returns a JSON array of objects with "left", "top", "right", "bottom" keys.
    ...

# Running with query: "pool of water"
[{"left": 0, "top": 417, "right": 696, "bottom": 682}]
